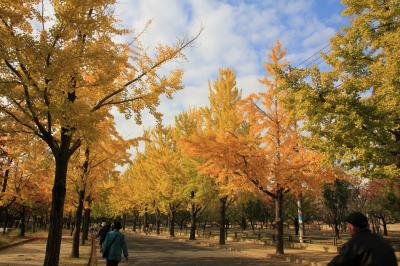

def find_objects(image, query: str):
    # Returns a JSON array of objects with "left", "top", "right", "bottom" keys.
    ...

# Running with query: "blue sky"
[{"left": 111, "top": 0, "right": 350, "bottom": 139}]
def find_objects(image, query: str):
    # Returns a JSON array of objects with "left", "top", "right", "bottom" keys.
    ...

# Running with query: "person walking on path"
[
  {"left": 328, "top": 211, "right": 397, "bottom": 266},
  {"left": 102, "top": 221, "right": 129, "bottom": 266},
  {"left": 98, "top": 222, "right": 110, "bottom": 248}
]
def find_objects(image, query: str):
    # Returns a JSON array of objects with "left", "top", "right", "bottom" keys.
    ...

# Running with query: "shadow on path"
[{"left": 98, "top": 233, "right": 290, "bottom": 266}]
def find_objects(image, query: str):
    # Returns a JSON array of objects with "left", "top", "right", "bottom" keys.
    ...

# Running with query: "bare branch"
[
  {"left": 128, "top": 19, "right": 152, "bottom": 47},
  {"left": 92, "top": 29, "right": 202, "bottom": 112},
  {"left": 97, "top": 94, "right": 146, "bottom": 108},
  {"left": 90, "top": 158, "right": 110, "bottom": 169},
  {"left": 69, "top": 139, "right": 82, "bottom": 157},
  {"left": 252, "top": 101, "right": 275, "bottom": 122}
]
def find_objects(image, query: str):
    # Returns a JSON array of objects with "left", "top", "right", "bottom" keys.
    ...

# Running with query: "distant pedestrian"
[
  {"left": 98, "top": 222, "right": 110, "bottom": 248},
  {"left": 328, "top": 211, "right": 397, "bottom": 266},
  {"left": 102, "top": 221, "right": 128, "bottom": 266}
]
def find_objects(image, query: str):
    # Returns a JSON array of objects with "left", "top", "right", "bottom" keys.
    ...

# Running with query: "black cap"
[
  {"left": 113, "top": 221, "right": 122, "bottom": 230},
  {"left": 345, "top": 212, "right": 368, "bottom": 228}
]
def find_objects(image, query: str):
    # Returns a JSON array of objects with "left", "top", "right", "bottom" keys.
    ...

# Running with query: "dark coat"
[
  {"left": 328, "top": 229, "right": 397, "bottom": 266},
  {"left": 98, "top": 226, "right": 109, "bottom": 246},
  {"left": 102, "top": 230, "right": 128, "bottom": 262}
]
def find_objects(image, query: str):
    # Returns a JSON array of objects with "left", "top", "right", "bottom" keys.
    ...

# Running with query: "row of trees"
[
  {"left": 0, "top": 1, "right": 199, "bottom": 265},
  {"left": 99, "top": 0, "right": 400, "bottom": 255},
  {"left": 0, "top": 0, "right": 399, "bottom": 263},
  {"left": 102, "top": 44, "right": 348, "bottom": 255},
  {"left": 99, "top": 178, "right": 398, "bottom": 237}
]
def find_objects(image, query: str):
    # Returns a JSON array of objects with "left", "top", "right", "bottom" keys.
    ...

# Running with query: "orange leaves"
[
  {"left": 179, "top": 69, "right": 255, "bottom": 198},
  {"left": 234, "top": 41, "right": 340, "bottom": 197},
  {"left": 267, "top": 41, "right": 287, "bottom": 67},
  {"left": 0, "top": 133, "right": 52, "bottom": 209}
]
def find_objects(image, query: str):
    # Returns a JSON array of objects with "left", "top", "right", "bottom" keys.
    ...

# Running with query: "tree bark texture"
[
  {"left": 72, "top": 189, "right": 84, "bottom": 258},
  {"left": 44, "top": 152, "right": 70, "bottom": 266},
  {"left": 19, "top": 206, "right": 26, "bottom": 237},
  {"left": 219, "top": 197, "right": 227, "bottom": 245},
  {"left": 275, "top": 189, "right": 284, "bottom": 254}
]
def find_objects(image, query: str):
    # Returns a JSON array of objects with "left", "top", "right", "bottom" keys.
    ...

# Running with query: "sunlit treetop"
[{"left": 0, "top": 0, "right": 196, "bottom": 155}]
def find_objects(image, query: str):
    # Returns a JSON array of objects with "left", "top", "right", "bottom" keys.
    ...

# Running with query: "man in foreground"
[{"left": 328, "top": 211, "right": 397, "bottom": 266}]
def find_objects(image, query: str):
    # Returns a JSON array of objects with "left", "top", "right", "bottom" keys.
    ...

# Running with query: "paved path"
[{"left": 97, "top": 233, "right": 293, "bottom": 266}]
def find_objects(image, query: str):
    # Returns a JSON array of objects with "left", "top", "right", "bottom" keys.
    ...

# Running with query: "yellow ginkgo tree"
[
  {"left": 175, "top": 111, "right": 216, "bottom": 240},
  {"left": 237, "top": 41, "right": 340, "bottom": 254},
  {"left": 181, "top": 69, "right": 250, "bottom": 245},
  {"left": 67, "top": 117, "right": 131, "bottom": 258},
  {"left": 0, "top": 1, "right": 198, "bottom": 264}
]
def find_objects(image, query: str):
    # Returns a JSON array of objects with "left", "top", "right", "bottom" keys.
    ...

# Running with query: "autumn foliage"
[{"left": 0, "top": 1, "right": 398, "bottom": 264}]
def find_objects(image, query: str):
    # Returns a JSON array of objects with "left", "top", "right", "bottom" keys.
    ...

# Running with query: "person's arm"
[{"left": 327, "top": 243, "right": 356, "bottom": 266}]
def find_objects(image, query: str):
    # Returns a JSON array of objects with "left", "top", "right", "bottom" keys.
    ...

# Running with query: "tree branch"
[
  {"left": 92, "top": 29, "right": 202, "bottom": 112},
  {"left": 69, "top": 139, "right": 82, "bottom": 157},
  {"left": 252, "top": 100, "right": 276, "bottom": 123},
  {"left": 96, "top": 95, "right": 146, "bottom": 108},
  {"left": 0, "top": 106, "right": 38, "bottom": 135}
]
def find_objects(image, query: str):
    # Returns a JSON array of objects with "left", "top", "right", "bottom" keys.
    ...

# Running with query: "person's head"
[
  {"left": 345, "top": 212, "right": 368, "bottom": 236},
  {"left": 101, "top": 221, "right": 107, "bottom": 227},
  {"left": 113, "top": 221, "right": 122, "bottom": 231}
]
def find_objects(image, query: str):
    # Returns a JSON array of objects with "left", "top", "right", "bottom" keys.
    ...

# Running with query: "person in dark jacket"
[
  {"left": 328, "top": 212, "right": 397, "bottom": 266},
  {"left": 98, "top": 222, "right": 110, "bottom": 248},
  {"left": 102, "top": 221, "right": 128, "bottom": 266}
]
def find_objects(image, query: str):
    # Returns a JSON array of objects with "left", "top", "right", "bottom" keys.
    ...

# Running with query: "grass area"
[
  {"left": 0, "top": 229, "right": 47, "bottom": 248},
  {"left": 0, "top": 231, "right": 92, "bottom": 266}
]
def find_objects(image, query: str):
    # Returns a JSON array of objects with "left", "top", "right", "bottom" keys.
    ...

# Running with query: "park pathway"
[{"left": 97, "top": 232, "right": 294, "bottom": 266}]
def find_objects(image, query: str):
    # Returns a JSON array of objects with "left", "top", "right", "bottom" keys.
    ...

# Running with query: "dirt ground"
[{"left": 0, "top": 236, "right": 90, "bottom": 266}]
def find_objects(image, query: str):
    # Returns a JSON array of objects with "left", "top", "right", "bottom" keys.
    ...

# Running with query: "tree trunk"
[
  {"left": 132, "top": 211, "right": 138, "bottom": 232},
  {"left": 294, "top": 218, "right": 299, "bottom": 236},
  {"left": 32, "top": 215, "right": 36, "bottom": 233},
  {"left": 44, "top": 213, "right": 49, "bottom": 230},
  {"left": 2, "top": 208, "right": 8, "bottom": 234},
  {"left": 275, "top": 189, "right": 284, "bottom": 255},
  {"left": 1, "top": 169, "right": 9, "bottom": 193},
  {"left": 371, "top": 217, "right": 380, "bottom": 234},
  {"left": 189, "top": 205, "right": 197, "bottom": 240},
  {"left": 155, "top": 208, "right": 161, "bottom": 235},
  {"left": 169, "top": 206, "right": 176, "bottom": 238},
  {"left": 143, "top": 208, "right": 148, "bottom": 234},
  {"left": 19, "top": 206, "right": 26, "bottom": 237},
  {"left": 334, "top": 222, "right": 340, "bottom": 238},
  {"left": 219, "top": 197, "right": 227, "bottom": 245},
  {"left": 241, "top": 217, "right": 246, "bottom": 231},
  {"left": 225, "top": 220, "right": 229, "bottom": 239},
  {"left": 250, "top": 220, "right": 255, "bottom": 232},
  {"left": 81, "top": 207, "right": 90, "bottom": 245},
  {"left": 179, "top": 218, "right": 184, "bottom": 230},
  {"left": 122, "top": 213, "right": 126, "bottom": 231},
  {"left": 44, "top": 152, "right": 70, "bottom": 266},
  {"left": 67, "top": 211, "right": 72, "bottom": 230},
  {"left": 138, "top": 221, "right": 142, "bottom": 231},
  {"left": 72, "top": 189, "right": 84, "bottom": 258}
]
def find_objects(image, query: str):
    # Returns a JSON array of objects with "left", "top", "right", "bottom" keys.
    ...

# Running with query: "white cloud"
[
  {"left": 328, "top": 14, "right": 347, "bottom": 25},
  {"left": 112, "top": 0, "right": 345, "bottom": 139},
  {"left": 302, "top": 27, "right": 336, "bottom": 47}
]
